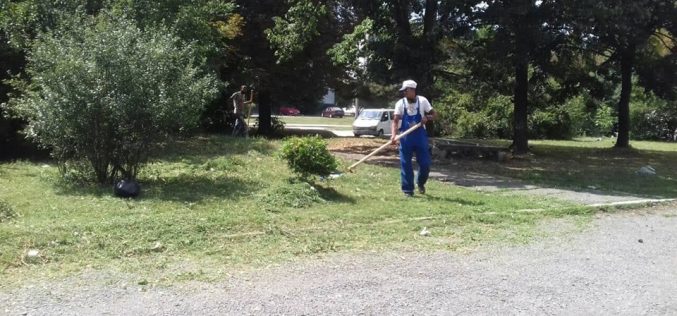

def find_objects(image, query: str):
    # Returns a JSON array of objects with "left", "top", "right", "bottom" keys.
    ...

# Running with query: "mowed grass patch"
[
  {"left": 448, "top": 137, "right": 677, "bottom": 198},
  {"left": 0, "top": 135, "right": 586, "bottom": 286}
]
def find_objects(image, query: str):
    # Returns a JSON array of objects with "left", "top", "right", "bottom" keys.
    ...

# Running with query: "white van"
[{"left": 352, "top": 108, "right": 398, "bottom": 137}]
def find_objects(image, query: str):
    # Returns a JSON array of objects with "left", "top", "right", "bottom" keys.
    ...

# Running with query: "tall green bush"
[
  {"left": 528, "top": 107, "right": 573, "bottom": 139},
  {"left": 594, "top": 104, "right": 616, "bottom": 136},
  {"left": 435, "top": 90, "right": 512, "bottom": 139},
  {"left": 562, "top": 92, "right": 591, "bottom": 137},
  {"left": 630, "top": 87, "right": 676, "bottom": 140},
  {"left": 9, "top": 14, "right": 218, "bottom": 183},
  {"left": 560, "top": 91, "right": 616, "bottom": 137}
]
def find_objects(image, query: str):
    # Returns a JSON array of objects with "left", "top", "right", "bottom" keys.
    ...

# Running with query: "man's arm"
[
  {"left": 244, "top": 90, "right": 254, "bottom": 104},
  {"left": 390, "top": 114, "right": 402, "bottom": 144},
  {"left": 233, "top": 96, "right": 240, "bottom": 113}
]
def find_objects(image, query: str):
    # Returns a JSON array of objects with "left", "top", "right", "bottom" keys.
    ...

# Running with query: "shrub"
[
  {"left": 593, "top": 105, "right": 616, "bottom": 136},
  {"left": 279, "top": 136, "right": 338, "bottom": 180},
  {"left": 562, "top": 92, "right": 592, "bottom": 137},
  {"left": 529, "top": 106, "right": 574, "bottom": 139},
  {"left": 435, "top": 90, "right": 513, "bottom": 138},
  {"left": 433, "top": 91, "right": 471, "bottom": 137},
  {"left": 630, "top": 89, "right": 676, "bottom": 140},
  {"left": 560, "top": 91, "right": 617, "bottom": 138},
  {"left": 9, "top": 14, "right": 218, "bottom": 183}
]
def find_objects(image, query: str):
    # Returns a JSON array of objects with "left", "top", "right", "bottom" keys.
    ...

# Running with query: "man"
[
  {"left": 230, "top": 85, "right": 252, "bottom": 137},
  {"left": 390, "top": 80, "right": 436, "bottom": 197}
]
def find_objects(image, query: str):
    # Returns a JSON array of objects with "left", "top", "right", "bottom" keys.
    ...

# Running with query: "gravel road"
[{"left": 2, "top": 205, "right": 676, "bottom": 316}]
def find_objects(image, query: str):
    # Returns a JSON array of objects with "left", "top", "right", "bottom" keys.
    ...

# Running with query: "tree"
[
  {"left": 9, "top": 14, "right": 218, "bottom": 183},
  {"left": 224, "top": 0, "right": 347, "bottom": 136},
  {"left": 330, "top": 1, "right": 577, "bottom": 150},
  {"left": 570, "top": 0, "right": 675, "bottom": 148},
  {"left": 329, "top": 0, "right": 475, "bottom": 99},
  {"left": 463, "top": 0, "right": 571, "bottom": 153}
]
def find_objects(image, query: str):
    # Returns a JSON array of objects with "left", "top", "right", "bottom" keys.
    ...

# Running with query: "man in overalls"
[{"left": 390, "top": 80, "right": 436, "bottom": 197}]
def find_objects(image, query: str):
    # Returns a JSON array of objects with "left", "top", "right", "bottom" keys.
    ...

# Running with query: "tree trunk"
[
  {"left": 391, "top": 0, "right": 439, "bottom": 96},
  {"left": 422, "top": 0, "right": 438, "bottom": 37},
  {"left": 257, "top": 91, "right": 272, "bottom": 137},
  {"left": 391, "top": 0, "right": 414, "bottom": 81},
  {"left": 512, "top": 16, "right": 530, "bottom": 155},
  {"left": 614, "top": 44, "right": 634, "bottom": 148},
  {"left": 421, "top": 0, "right": 439, "bottom": 96}
]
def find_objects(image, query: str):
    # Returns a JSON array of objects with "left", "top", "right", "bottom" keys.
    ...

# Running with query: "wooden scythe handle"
[
  {"left": 347, "top": 122, "right": 422, "bottom": 172},
  {"left": 246, "top": 89, "right": 254, "bottom": 126}
]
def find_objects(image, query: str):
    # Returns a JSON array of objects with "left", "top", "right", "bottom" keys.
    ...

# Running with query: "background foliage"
[{"left": 1, "top": 0, "right": 676, "bottom": 167}]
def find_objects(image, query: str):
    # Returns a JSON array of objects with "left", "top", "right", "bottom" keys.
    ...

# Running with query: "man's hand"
[{"left": 390, "top": 135, "right": 398, "bottom": 145}]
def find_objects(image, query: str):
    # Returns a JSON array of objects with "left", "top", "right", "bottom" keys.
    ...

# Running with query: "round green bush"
[{"left": 279, "top": 136, "right": 338, "bottom": 179}]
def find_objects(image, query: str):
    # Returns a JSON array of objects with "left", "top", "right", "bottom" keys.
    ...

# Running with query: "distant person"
[
  {"left": 390, "top": 80, "right": 436, "bottom": 197},
  {"left": 230, "top": 85, "right": 252, "bottom": 137}
]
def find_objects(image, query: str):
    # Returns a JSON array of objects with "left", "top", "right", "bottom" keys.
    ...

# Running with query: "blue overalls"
[{"left": 399, "top": 97, "right": 431, "bottom": 195}]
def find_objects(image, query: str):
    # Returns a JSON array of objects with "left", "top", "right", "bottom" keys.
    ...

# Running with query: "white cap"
[{"left": 399, "top": 79, "right": 417, "bottom": 91}]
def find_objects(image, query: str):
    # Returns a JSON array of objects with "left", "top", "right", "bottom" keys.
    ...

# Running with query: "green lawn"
[{"left": 0, "top": 135, "right": 588, "bottom": 286}]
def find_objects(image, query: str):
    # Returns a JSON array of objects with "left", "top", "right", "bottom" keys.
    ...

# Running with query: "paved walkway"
[
  {"left": 427, "top": 169, "right": 675, "bottom": 207},
  {"left": 332, "top": 150, "right": 674, "bottom": 207}
]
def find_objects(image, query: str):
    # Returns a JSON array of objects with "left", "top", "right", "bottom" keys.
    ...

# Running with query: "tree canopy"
[{"left": 1, "top": 0, "right": 676, "bottom": 163}]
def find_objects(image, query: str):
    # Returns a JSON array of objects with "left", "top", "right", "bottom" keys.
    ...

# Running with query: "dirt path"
[{"left": 2, "top": 204, "right": 676, "bottom": 315}]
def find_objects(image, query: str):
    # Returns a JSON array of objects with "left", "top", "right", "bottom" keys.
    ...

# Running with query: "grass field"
[{"left": 0, "top": 135, "right": 590, "bottom": 286}]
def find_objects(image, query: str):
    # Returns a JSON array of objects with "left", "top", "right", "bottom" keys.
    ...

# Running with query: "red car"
[
  {"left": 321, "top": 106, "right": 345, "bottom": 118},
  {"left": 279, "top": 106, "right": 301, "bottom": 116}
]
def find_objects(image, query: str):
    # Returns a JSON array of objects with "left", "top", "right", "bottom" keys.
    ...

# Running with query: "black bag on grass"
[{"left": 114, "top": 179, "right": 140, "bottom": 198}]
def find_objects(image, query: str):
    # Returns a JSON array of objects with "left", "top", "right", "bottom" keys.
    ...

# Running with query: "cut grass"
[{"left": 1, "top": 135, "right": 591, "bottom": 286}]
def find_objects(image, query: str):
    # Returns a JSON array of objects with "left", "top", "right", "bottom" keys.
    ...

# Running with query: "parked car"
[
  {"left": 342, "top": 106, "right": 360, "bottom": 117},
  {"left": 352, "top": 108, "right": 398, "bottom": 137},
  {"left": 279, "top": 106, "right": 301, "bottom": 116},
  {"left": 321, "top": 106, "right": 344, "bottom": 118}
]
